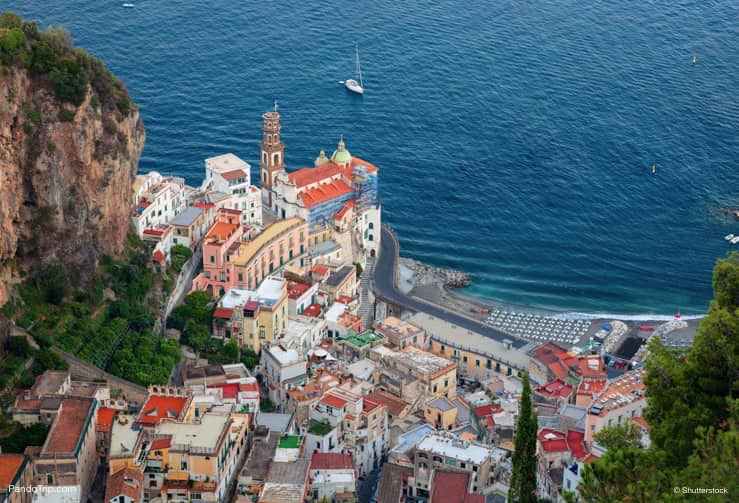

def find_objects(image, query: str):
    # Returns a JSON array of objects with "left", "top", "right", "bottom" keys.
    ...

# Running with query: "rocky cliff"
[{"left": 0, "top": 24, "right": 145, "bottom": 303}]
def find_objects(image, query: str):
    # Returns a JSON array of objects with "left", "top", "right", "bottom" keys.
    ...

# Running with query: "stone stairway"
[{"left": 358, "top": 257, "right": 375, "bottom": 327}]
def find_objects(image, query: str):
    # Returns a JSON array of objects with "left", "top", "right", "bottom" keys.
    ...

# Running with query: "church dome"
[
  {"left": 331, "top": 136, "right": 352, "bottom": 165},
  {"left": 314, "top": 150, "right": 329, "bottom": 167}
]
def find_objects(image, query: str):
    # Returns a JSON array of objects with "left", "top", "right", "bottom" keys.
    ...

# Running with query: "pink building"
[
  {"left": 193, "top": 208, "right": 247, "bottom": 296},
  {"left": 193, "top": 216, "right": 309, "bottom": 296}
]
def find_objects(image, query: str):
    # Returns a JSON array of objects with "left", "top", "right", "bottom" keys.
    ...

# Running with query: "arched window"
[
  {"left": 262, "top": 152, "right": 267, "bottom": 164},
  {"left": 273, "top": 153, "right": 280, "bottom": 165},
  {"left": 368, "top": 222, "right": 374, "bottom": 230},
  {"left": 368, "top": 234, "right": 374, "bottom": 242}
]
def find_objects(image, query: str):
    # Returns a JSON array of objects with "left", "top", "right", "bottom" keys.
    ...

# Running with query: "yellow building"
[
  {"left": 216, "top": 277, "right": 289, "bottom": 353},
  {"left": 424, "top": 397, "right": 458, "bottom": 431}
]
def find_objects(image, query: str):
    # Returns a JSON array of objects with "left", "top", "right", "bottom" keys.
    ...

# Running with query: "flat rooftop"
[
  {"left": 169, "top": 206, "right": 203, "bottom": 227},
  {"left": 410, "top": 312, "right": 531, "bottom": 369},
  {"left": 416, "top": 433, "right": 493, "bottom": 465},
  {"left": 344, "top": 330, "right": 385, "bottom": 348},
  {"left": 205, "top": 153, "right": 250, "bottom": 174},
  {"left": 324, "top": 265, "right": 354, "bottom": 288},
  {"left": 261, "top": 460, "right": 310, "bottom": 503},
  {"left": 109, "top": 415, "right": 140, "bottom": 457},
  {"left": 240, "top": 431, "right": 279, "bottom": 480},
  {"left": 157, "top": 414, "right": 229, "bottom": 451},
  {"left": 389, "top": 347, "right": 454, "bottom": 375}
]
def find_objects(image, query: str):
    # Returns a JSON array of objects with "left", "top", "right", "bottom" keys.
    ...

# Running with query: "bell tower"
[{"left": 260, "top": 101, "right": 285, "bottom": 206}]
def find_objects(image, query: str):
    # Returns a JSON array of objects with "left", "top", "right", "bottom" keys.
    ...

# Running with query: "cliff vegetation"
[{"left": 0, "top": 11, "right": 145, "bottom": 304}]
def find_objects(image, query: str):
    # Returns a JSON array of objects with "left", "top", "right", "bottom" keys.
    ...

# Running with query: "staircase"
[{"left": 358, "top": 257, "right": 375, "bottom": 327}]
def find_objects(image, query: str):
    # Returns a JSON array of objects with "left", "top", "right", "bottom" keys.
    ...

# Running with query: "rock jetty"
[{"left": 399, "top": 258, "right": 471, "bottom": 288}]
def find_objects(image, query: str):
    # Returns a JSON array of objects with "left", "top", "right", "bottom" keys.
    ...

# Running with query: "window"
[
  {"left": 210, "top": 255, "right": 215, "bottom": 263},
  {"left": 476, "top": 359, "right": 480, "bottom": 367},
  {"left": 173, "top": 237, "right": 178, "bottom": 244},
  {"left": 238, "top": 272, "right": 243, "bottom": 282},
  {"left": 47, "top": 475, "right": 53, "bottom": 484},
  {"left": 368, "top": 222, "right": 374, "bottom": 229},
  {"left": 180, "top": 460, "right": 187, "bottom": 470},
  {"left": 463, "top": 356, "right": 468, "bottom": 363}
]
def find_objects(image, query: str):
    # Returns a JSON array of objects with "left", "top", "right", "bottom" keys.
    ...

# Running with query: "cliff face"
[{"left": 0, "top": 65, "right": 145, "bottom": 303}]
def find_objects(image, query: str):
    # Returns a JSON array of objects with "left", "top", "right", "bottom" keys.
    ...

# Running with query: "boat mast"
[{"left": 355, "top": 46, "right": 363, "bottom": 88}]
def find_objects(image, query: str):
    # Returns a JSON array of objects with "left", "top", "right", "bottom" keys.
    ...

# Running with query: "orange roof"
[
  {"left": 299, "top": 180, "right": 353, "bottom": 208},
  {"left": 365, "top": 391, "right": 409, "bottom": 417},
  {"left": 105, "top": 467, "right": 143, "bottom": 502},
  {"left": 631, "top": 416, "right": 650, "bottom": 429},
  {"left": 535, "top": 379, "right": 574, "bottom": 399},
  {"left": 333, "top": 200, "right": 356, "bottom": 220},
  {"left": 150, "top": 438, "right": 172, "bottom": 450},
  {"left": 136, "top": 396, "right": 188, "bottom": 427},
  {"left": 220, "top": 169, "right": 247, "bottom": 182},
  {"left": 430, "top": 471, "right": 471, "bottom": 503},
  {"left": 206, "top": 222, "right": 239, "bottom": 241},
  {"left": 320, "top": 394, "right": 347, "bottom": 409},
  {"left": 153, "top": 250, "right": 166, "bottom": 264},
  {"left": 288, "top": 163, "right": 343, "bottom": 187},
  {"left": 43, "top": 397, "right": 95, "bottom": 455},
  {"left": 312, "top": 264, "right": 330, "bottom": 276},
  {"left": 349, "top": 157, "right": 379, "bottom": 174},
  {"left": 97, "top": 407, "right": 116, "bottom": 433},
  {"left": 14, "top": 399, "right": 41, "bottom": 410},
  {"left": 336, "top": 295, "right": 355, "bottom": 305},
  {"left": 362, "top": 397, "right": 382, "bottom": 413},
  {"left": 287, "top": 280, "right": 312, "bottom": 299},
  {"left": 302, "top": 303, "right": 322, "bottom": 317},
  {"left": 0, "top": 454, "right": 27, "bottom": 490},
  {"left": 577, "top": 379, "right": 607, "bottom": 396},
  {"left": 213, "top": 307, "right": 233, "bottom": 319}
]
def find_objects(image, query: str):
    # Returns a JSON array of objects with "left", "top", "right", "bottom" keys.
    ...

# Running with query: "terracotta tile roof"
[
  {"left": 0, "top": 454, "right": 27, "bottom": 490},
  {"left": 219, "top": 208, "right": 242, "bottom": 215},
  {"left": 205, "top": 222, "right": 239, "bottom": 241},
  {"left": 312, "top": 264, "right": 330, "bottom": 276},
  {"left": 377, "top": 463, "right": 412, "bottom": 503},
  {"left": 240, "top": 382, "right": 259, "bottom": 393},
  {"left": 287, "top": 280, "right": 312, "bottom": 299},
  {"left": 299, "top": 180, "right": 353, "bottom": 208},
  {"left": 463, "top": 494, "right": 485, "bottom": 503},
  {"left": 302, "top": 303, "right": 322, "bottom": 317},
  {"left": 14, "top": 399, "right": 41, "bottom": 410},
  {"left": 220, "top": 169, "right": 247, "bottom": 182},
  {"left": 577, "top": 379, "right": 607, "bottom": 396},
  {"left": 538, "top": 428, "right": 569, "bottom": 453},
  {"left": 362, "top": 397, "right": 382, "bottom": 413},
  {"left": 567, "top": 430, "right": 587, "bottom": 459},
  {"left": 473, "top": 404, "right": 503, "bottom": 418},
  {"left": 310, "top": 452, "right": 354, "bottom": 470},
  {"left": 143, "top": 228, "right": 166, "bottom": 236},
  {"left": 153, "top": 250, "right": 166, "bottom": 264},
  {"left": 150, "top": 437, "right": 172, "bottom": 450},
  {"left": 333, "top": 200, "right": 356, "bottom": 220},
  {"left": 97, "top": 407, "right": 116, "bottom": 433},
  {"left": 104, "top": 467, "right": 143, "bottom": 502},
  {"left": 336, "top": 295, "right": 355, "bottom": 304},
  {"left": 209, "top": 383, "right": 239, "bottom": 399},
  {"left": 288, "top": 163, "right": 343, "bottom": 187},
  {"left": 213, "top": 307, "right": 233, "bottom": 319},
  {"left": 631, "top": 416, "right": 650, "bottom": 429},
  {"left": 365, "top": 391, "right": 409, "bottom": 417},
  {"left": 194, "top": 202, "right": 215, "bottom": 210},
  {"left": 320, "top": 394, "right": 347, "bottom": 409},
  {"left": 430, "top": 471, "right": 470, "bottom": 503},
  {"left": 535, "top": 379, "right": 574, "bottom": 399},
  {"left": 43, "top": 397, "right": 95, "bottom": 455},
  {"left": 136, "top": 396, "right": 187, "bottom": 427}
]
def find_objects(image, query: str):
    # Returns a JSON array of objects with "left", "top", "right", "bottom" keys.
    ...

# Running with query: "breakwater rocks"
[{"left": 399, "top": 258, "right": 471, "bottom": 288}]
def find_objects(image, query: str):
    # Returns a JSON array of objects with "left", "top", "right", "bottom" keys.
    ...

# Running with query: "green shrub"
[
  {"left": 116, "top": 94, "right": 130, "bottom": 115},
  {"left": 0, "top": 12, "right": 22, "bottom": 29},
  {"left": 23, "top": 105, "right": 41, "bottom": 125},
  {"left": 0, "top": 28, "right": 26, "bottom": 65},
  {"left": 58, "top": 108, "right": 75, "bottom": 122}
]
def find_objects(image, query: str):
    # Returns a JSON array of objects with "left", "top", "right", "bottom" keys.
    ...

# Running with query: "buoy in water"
[{"left": 651, "top": 164, "right": 656, "bottom": 175}]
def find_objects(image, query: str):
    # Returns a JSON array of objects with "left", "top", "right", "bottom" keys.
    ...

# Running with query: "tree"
[
  {"left": 509, "top": 372, "right": 537, "bottom": 503},
  {"left": 0, "top": 28, "right": 26, "bottom": 65},
  {"left": 0, "top": 12, "right": 22, "bottom": 29},
  {"left": 577, "top": 253, "right": 739, "bottom": 501},
  {"left": 241, "top": 348, "right": 259, "bottom": 370}
]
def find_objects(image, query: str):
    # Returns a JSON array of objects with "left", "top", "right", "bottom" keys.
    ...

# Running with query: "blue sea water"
[{"left": 7, "top": 0, "right": 738, "bottom": 316}]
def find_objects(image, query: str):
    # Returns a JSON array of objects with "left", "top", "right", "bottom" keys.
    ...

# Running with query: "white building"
[
  {"left": 262, "top": 345, "right": 307, "bottom": 406},
  {"left": 281, "top": 315, "right": 327, "bottom": 354},
  {"left": 130, "top": 171, "right": 187, "bottom": 236},
  {"left": 202, "top": 154, "right": 262, "bottom": 226},
  {"left": 308, "top": 453, "right": 357, "bottom": 502}
]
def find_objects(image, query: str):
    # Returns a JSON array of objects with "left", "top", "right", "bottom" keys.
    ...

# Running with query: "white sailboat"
[{"left": 345, "top": 46, "right": 364, "bottom": 95}]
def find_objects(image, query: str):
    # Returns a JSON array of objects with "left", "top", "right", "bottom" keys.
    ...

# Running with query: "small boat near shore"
[
  {"left": 726, "top": 234, "right": 735, "bottom": 241},
  {"left": 732, "top": 236, "right": 739, "bottom": 244}
]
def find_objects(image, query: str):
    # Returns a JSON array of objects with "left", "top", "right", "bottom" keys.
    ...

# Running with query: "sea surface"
[{"left": 8, "top": 0, "right": 738, "bottom": 316}]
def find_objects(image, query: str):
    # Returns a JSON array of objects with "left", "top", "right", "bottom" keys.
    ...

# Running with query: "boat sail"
[{"left": 345, "top": 46, "right": 364, "bottom": 95}]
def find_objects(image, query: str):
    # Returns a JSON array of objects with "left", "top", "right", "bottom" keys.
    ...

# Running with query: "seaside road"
[{"left": 374, "top": 226, "right": 528, "bottom": 350}]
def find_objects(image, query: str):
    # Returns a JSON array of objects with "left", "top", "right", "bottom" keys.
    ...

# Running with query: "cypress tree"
[{"left": 509, "top": 372, "right": 538, "bottom": 503}]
